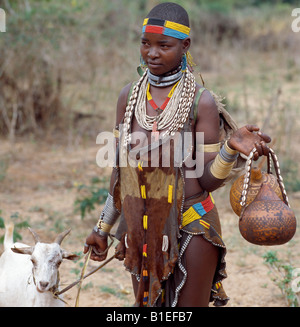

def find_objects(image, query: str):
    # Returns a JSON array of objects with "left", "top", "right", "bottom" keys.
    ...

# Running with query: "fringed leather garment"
[{"left": 113, "top": 87, "right": 231, "bottom": 306}]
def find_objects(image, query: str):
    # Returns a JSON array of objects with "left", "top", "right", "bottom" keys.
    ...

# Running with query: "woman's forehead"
[{"left": 141, "top": 32, "right": 181, "bottom": 44}]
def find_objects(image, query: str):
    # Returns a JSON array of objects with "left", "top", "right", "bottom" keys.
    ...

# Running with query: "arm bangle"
[
  {"left": 210, "top": 153, "right": 235, "bottom": 180},
  {"left": 219, "top": 141, "right": 239, "bottom": 163},
  {"left": 196, "top": 142, "right": 221, "bottom": 153},
  {"left": 96, "top": 193, "right": 120, "bottom": 236},
  {"left": 224, "top": 140, "right": 238, "bottom": 155}
]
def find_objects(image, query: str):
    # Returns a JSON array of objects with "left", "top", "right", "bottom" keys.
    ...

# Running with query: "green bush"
[
  {"left": 74, "top": 177, "right": 109, "bottom": 219},
  {"left": 0, "top": 211, "right": 30, "bottom": 244}
]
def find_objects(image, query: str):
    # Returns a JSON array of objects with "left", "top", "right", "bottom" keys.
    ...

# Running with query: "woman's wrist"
[
  {"left": 226, "top": 139, "right": 238, "bottom": 154},
  {"left": 93, "top": 225, "right": 109, "bottom": 238}
]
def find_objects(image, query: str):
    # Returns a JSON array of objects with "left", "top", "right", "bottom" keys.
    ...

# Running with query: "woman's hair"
[{"left": 146, "top": 2, "right": 190, "bottom": 27}]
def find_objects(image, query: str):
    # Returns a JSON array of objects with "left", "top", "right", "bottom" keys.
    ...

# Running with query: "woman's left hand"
[{"left": 228, "top": 124, "right": 271, "bottom": 160}]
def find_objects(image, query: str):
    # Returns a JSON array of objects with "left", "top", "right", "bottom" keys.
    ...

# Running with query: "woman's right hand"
[
  {"left": 83, "top": 229, "right": 108, "bottom": 261},
  {"left": 228, "top": 124, "right": 271, "bottom": 160}
]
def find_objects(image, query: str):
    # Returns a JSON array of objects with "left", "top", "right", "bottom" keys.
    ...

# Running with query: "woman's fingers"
[
  {"left": 253, "top": 141, "right": 270, "bottom": 161},
  {"left": 258, "top": 131, "right": 271, "bottom": 143},
  {"left": 245, "top": 124, "right": 271, "bottom": 143},
  {"left": 255, "top": 142, "right": 263, "bottom": 156},
  {"left": 245, "top": 124, "right": 260, "bottom": 133}
]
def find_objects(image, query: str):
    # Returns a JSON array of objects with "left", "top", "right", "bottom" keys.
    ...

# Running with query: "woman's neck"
[{"left": 147, "top": 65, "right": 183, "bottom": 87}]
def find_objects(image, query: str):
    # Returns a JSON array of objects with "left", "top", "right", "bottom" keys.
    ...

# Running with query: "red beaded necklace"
[{"left": 146, "top": 81, "right": 179, "bottom": 134}]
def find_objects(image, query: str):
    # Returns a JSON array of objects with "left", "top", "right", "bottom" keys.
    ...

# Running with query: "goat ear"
[
  {"left": 11, "top": 246, "right": 34, "bottom": 255},
  {"left": 62, "top": 250, "right": 80, "bottom": 261}
]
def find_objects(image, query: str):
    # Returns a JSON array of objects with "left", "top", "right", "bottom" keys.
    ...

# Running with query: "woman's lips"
[{"left": 148, "top": 62, "right": 162, "bottom": 68}]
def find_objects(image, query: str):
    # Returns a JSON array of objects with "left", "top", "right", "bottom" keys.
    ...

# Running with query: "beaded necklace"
[
  {"left": 122, "top": 68, "right": 196, "bottom": 150},
  {"left": 146, "top": 81, "right": 179, "bottom": 133}
]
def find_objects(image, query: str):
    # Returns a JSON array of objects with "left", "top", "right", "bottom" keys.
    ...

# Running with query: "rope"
[
  {"left": 75, "top": 247, "right": 92, "bottom": 307},
  {"left": 239, "top": 147, "right": 290, "bottom": 220}
]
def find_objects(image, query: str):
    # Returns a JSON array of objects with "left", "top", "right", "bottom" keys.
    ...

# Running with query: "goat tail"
[{"left": 4, "top": 222, "right": 14, "bottom": 251}]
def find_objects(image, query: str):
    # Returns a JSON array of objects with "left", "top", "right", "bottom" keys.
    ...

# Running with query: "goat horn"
[
  {"left": 55, "top": 229, "right": 71, "bottom": 245},
  {"left": 28, "top": 227, "right": 41, "bottom": 244}
]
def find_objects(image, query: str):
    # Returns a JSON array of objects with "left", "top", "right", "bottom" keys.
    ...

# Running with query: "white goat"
[{"left": 0, "top": 223, "right": 79, "bottom": 307}]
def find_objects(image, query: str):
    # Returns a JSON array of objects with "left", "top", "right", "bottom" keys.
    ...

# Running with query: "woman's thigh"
[
  {"left": 177, "top": 235, "right": 219, "bottom": 307},
  {"left": 131, "top": 235, "right": 219, "bottom": 307}
]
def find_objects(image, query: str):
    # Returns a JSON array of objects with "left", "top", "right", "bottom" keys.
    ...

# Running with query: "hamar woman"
[{"left": 83, "top": 2, "right": 271, "bottom": 307}]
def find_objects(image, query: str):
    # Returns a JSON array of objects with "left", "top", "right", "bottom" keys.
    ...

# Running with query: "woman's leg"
[{"left": 177, "top": 235, "right": 219, "bottom": 307}]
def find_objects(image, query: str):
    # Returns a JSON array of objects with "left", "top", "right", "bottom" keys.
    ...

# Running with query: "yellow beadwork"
[
  {"left": 140, "top": 185, "right": 146, "bottom": 199},
  {"left": 168, "top": 185, "right": 173, "bottom": 203},
  {"left": 143, "top": 18, "right": 190, "bottom": 36},
  {"left": 143, "top": 215, "right": 148, "bottom": 230},
  {"left": 138, "top": 161, "right": 143, "bottom": 172},
  {"left": 164, "top": 20, "right": 190, "bottom": 35},
  {"left": 182, "top": 207, "right": 200, "bottom": 227},
  {"left": 210, "top": 192, "right": 215, "bottom": 204},
  {"left": 199, "top": 220, "right": 210, "bottom": 229},
  {"left": 181, "top": 207, "right": 211, "bottom": 229}
]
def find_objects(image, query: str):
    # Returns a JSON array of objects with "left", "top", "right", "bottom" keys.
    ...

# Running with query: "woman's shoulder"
[
  {"left": 115, "top": 82, "right": 135, "bottom": 125},
  {"left": 194, "top": 83, "right": 218, "bottom": 118},
  {"left": 118, "top": 82, "right": 134, "bottom": 104}
]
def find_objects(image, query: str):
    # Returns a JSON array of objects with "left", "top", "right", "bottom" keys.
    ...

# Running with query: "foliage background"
[{"left": 1, "top": 0, "right": 299, "bottom": 187}]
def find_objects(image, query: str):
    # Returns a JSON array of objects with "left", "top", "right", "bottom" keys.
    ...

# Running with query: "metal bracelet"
[
  {"left": 96, "top": 193, "right": 120, "bottom": 235},
  {"left": 93, "top": 225, "right": 108, "bottom": 237},
  {"left": 219, "top": 144, "right": 239, "bottom": 163}
]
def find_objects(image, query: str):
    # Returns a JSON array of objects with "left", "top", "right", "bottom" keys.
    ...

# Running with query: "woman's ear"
[{"left": 182, "top": 37, "right": 191, "bottom": 53}]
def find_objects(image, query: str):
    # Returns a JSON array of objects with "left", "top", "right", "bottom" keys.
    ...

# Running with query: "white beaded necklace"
[{"left": 122, "top": 68, "right": 196, "bottom": 149}]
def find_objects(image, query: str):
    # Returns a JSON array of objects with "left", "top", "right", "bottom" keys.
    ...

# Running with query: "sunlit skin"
[{"left": 84, "top": 31, "right": 271, "bottom": 306}]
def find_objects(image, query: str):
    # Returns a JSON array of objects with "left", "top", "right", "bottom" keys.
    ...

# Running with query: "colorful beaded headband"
[{"left": 142, "top": 18, "right": 190, "bottom": 40}]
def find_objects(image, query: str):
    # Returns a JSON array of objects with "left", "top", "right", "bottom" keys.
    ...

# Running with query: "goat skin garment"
[
  {"left": 115, "top": 134, "right": 184, "bottom": 306},
  {"left": 112, "top": 87, "right": 230, "bottom": 307}
]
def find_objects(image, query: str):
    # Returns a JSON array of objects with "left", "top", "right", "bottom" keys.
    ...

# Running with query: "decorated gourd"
[
  {"left": 231, "top": 148, "right": 296, "bottom": 246},
  {"left": 230, "top": 167, "right": 283, "bottom": 217}
]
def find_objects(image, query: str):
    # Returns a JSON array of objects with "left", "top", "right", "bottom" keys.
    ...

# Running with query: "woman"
[{"left": 83, "top": 2, "right": 270, "bottom": 307}]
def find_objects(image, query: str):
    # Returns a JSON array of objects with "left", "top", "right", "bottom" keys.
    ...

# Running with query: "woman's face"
[{"left": 140, "top": 33, "right": 190, "bottom": 76}]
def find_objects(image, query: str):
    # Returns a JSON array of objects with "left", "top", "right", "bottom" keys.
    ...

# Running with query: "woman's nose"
[{"left": 148, "top": 47, "right": 159, "bottom": 59}]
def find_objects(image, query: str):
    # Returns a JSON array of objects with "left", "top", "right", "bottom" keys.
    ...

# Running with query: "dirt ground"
[{"left": 0, "top": 138, "right": 299, "bottom": 307}]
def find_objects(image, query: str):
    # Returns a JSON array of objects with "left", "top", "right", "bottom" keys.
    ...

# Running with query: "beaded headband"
[{"left": 142, "top": 18, "right": 190, "bottom": 40}]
